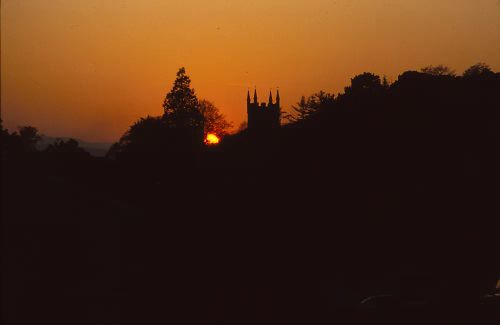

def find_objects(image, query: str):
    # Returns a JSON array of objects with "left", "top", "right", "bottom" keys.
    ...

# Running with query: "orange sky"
[{"left": 2, "top": 0, "right": 499, "bottom": 143}]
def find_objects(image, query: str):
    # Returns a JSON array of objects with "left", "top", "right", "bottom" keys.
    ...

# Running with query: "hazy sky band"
[{"left": 2, "top": 0, "right": 499, "bottom": 142}]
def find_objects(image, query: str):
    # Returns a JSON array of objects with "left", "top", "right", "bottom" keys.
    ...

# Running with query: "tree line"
[
  {"left": 2, "top": 62, "right": 497, "bottom": 163},
  {"left": 2, "top": 62, "right": 500, "bottom": 324}
]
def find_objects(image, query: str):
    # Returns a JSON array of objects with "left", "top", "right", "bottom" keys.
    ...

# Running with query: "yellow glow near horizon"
[
  {"left": 205, "top": 133, "right": 220, "bottom": 145},
  {"left": 1, "top": 0, "right": 499, "bottom": 143}
]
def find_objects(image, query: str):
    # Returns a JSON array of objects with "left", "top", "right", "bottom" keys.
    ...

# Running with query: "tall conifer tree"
[{"left": 162, "top": 67, "right": 203, "bottom": 131}]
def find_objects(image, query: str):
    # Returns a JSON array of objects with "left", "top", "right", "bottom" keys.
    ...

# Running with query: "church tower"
[{"left": 247, "top": 89, "right": 280, "bottom": 130}]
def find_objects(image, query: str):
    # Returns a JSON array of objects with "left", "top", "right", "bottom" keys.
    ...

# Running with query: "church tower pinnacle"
[{"left": 246, "top": 87, "right": 281, "bottom": 130}]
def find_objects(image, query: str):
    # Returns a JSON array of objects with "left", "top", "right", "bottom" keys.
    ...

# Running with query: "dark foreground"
[
  {"left": 3, "top": 70, "right": 500, "bottom": 324},
  {"left": 3, "top": 147, "right": 499, "bottom": 324}
]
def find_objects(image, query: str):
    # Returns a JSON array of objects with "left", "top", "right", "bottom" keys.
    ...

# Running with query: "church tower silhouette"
[{"left": 247, "top": 89, "right": 281, "bottom": 130}]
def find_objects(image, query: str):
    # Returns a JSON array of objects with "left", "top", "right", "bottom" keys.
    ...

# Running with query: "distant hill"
[{"left": 37, "top": 136, "right": 111, "bottom": 157}]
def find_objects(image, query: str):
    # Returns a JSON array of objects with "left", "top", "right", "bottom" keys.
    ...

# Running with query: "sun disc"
[{"left": 205, "top": 133, "right": 220, "bottom": 145}]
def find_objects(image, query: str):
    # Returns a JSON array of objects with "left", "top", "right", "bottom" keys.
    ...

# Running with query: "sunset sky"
[{"left": 2, "top": 0, "right": 499, "bottom": 143}]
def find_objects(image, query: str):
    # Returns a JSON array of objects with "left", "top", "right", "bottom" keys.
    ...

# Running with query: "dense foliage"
[{"left": 2, "top": 63, "right": 500, "bottom": 324}]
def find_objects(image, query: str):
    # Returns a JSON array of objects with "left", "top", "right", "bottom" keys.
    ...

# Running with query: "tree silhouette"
[
  {"left": 463, "top": 63, "right": 495, "bottom": 79},
  {"left": 45, "top": 138, "right": 89, "bottom": 156},
  {"left": 109, "top": 68, "right": 207, "bottom": 161},
  {"left": 162, "top": 67, "right": 203, "bottom": 131},
  {"left": 107, "top": 116, "right": 168, "bottom": 160},
  {"left": 382, "top": 75, "right": 391, "bottom": 89},
  {"left": 338, "top": 72, "right": 386, "bottom": 109},
  {"left": 421, "top": 64, "right": 456, "bottom": 76},
  {"left": 348, "top": 72, "right": 383, "bottom": 92},
  {"left": 284, "top": 91, "right": 335, "bottom": 123},
  {"left": 198, "top": 99, "right": 233, "bottom": 137},
  {"left": 18, "top": 126, "right": 42, "bottom": 152},
  {"left": 4, "top": 62, "right": 500, "bottom": 324}
]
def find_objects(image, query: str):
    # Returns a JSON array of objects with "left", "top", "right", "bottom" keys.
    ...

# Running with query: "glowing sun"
[{"left": 205, "top": 133, "right": 220, "bottom": 145}]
